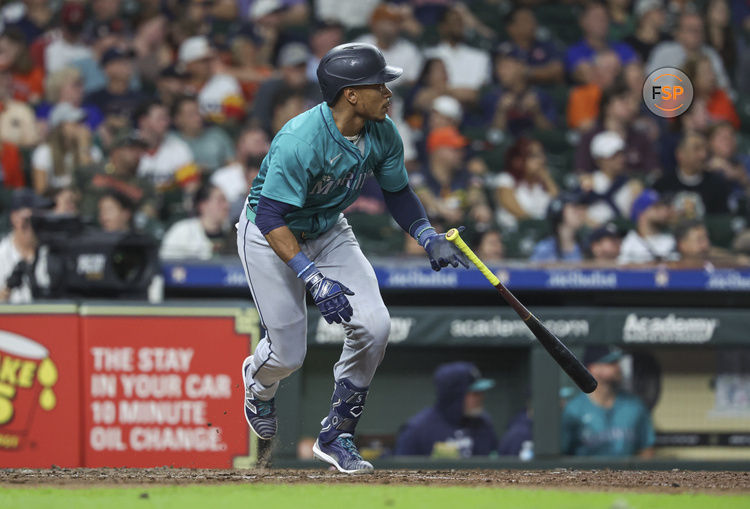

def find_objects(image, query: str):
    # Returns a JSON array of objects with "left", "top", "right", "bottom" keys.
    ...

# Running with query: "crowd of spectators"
[{"left": 3, "top": 0, "right": 750, "bottom": 299}]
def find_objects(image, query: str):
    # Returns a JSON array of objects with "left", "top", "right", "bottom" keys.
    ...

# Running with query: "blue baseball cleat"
[
  {"left": 312, "top": 433, "right": 374, "bottom": 474},
  {"left": 242, "top": 355, "right": 277, "bottom": 440}
]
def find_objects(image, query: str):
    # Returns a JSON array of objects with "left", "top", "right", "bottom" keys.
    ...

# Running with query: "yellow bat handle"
[{"left": 446, "top": 228, "right": 501, "bottom": 286}]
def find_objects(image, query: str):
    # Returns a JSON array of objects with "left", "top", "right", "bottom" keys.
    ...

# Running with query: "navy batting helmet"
[{"left": 316, "top": 43, "right": 403, "bottom": 105}]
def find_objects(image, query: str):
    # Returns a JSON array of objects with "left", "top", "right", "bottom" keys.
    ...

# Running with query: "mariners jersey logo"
[{"left": 309, "top": 169, "right": 371, "bottom": 196}]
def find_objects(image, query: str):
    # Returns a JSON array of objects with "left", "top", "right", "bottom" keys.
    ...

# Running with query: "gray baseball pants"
[{"left": 237, "top": 210, "right": 391, "bottom": 400}]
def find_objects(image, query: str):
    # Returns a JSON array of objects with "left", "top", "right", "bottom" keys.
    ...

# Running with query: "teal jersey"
[
  {"left": 561, "top": 392, "right": 655, "bottom": 456},
  {"left": 247, "top": 102, "right": 408, "bottom": 237}
]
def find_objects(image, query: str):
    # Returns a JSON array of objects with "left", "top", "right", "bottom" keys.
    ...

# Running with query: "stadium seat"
[
  {"left": 531, "top": 128, "right": 571, "bottom": 154},
  {"left": 502, "top": 218, "right": 550, "bottom": 259},
  {"left": 704, "top": 214, "right": 745, "bottom": 249},
  {"left": 0, "top": 188, "right": 12, "bottom": 234},
  {"left": 533, "top": 5, "right": 582, "bottom": 45},
  {"left": 546, "top": 84, "right": 571, "bottom": 113},
  {"left": 737, "top": 96, "right": 750, "bottom": 133},
  {"left": 346, "top": 211, "right": 404, "bottom": 256}
]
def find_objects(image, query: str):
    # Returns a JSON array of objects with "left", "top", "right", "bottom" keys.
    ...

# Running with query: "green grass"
[{"left": 1, "top": 484, "right": 748, "bottom": 509}]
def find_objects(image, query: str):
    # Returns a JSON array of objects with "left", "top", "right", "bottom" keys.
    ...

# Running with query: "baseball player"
[{"left": 238, "top": 43, "right": 469, "bottom": 473}]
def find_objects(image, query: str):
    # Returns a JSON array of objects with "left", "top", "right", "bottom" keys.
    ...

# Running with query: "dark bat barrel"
[
  {"left": 495, "top": 283, "right": 597, "bottom": 394},
  {"left": 526, "top": 317, "right": 598, "bottom": 393}
]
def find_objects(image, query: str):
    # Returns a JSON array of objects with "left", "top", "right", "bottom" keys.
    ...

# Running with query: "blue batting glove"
[
  {"left": 288, "top": 252, "right": 355, "bottom": 324},
  {"left": 420, "top": 226, "right": 470, "bottom": 272},
  {"left": 303, "top": 271, "right": 355, "bottom": 324}
]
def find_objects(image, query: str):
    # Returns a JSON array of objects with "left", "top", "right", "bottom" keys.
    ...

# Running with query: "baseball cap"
[
  {"left": 559, "top": 386, "right": 576, "bottom": 400},
  {"left": 101, "top": 47, "right": 135, "bottom": 67},
  {"left": 630, "top": 189, "right": 662, "bottom": 223},
  {"left": 432, "top": 95, "right": 463, "bottom": 123},
  {"left": 49, "top": 102, "right": 86, "bottom": 128},
  {"left": 159, "top": 64, "right": 187, "bottom": 80},
  {"left": 546, "top": 191, "right": 586, "bottom": 224},
  {"left": 112, "top": 130, "right": 148, "bottom": 150},
  {"left": 465, "top": 363, "right": 495, "bottom": 392},
  {"left": 179, "top": 36, "right": 212, "bottom": 65},
  {"left": 590, "top": 130, "right": 625, "bottom": 159},
  {"left": 61, "top": 1, "right": 86, "bottom": 29},
  {"left": 469, "top": 376, "right": 495, "bottom": 392},
  {"left": 230, "top": 23, "right": 264, "bottom": 46},
  {"left": 635, "top": 0, "right": 664, "bottom": 18},
  {"left": 277, "top": 42, "right": 310, "bottom": 68},
  {"left": 1, "top": 26, "right": 27, "bottom": 45},
  {"left": 90, "top": 18, "right": 127, "bottom": 40},
  {"left": 250, "top": 0, "right": 283, "bottom": 19},
  {"left": 588, "top": 221, "right": 622, "bottom": 244},
  {"left": 583, "top": 346, "right": 624, "bottom": 365},
  {"left": 426, "top": 126, "right": 469, "bottom": 153},
  {"left": 10, "top": 188, "right": 52, "bottom": 212},
  {"left": 435, "top": 362, "right": 495, "bottom": 392}
]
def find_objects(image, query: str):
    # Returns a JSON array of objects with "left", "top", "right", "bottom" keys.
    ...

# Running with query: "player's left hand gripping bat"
[{"left": 445, "top": 228, "right": 598, "bottom": 394}]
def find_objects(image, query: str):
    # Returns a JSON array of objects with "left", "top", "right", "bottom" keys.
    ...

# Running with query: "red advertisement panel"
[
  {"left": 81, "top": 313, "right": 251, "bottom": 468},
  {"left": 0, "top": 312, "right": 81, "bottom": 467}
]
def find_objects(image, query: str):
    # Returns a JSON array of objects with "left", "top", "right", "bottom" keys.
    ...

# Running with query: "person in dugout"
[
  {"left": 561, "top": 346, "right": 655, "bottom": 457},
  {"left": 395, "top": 361, "right": 499, "bottom": 457}
]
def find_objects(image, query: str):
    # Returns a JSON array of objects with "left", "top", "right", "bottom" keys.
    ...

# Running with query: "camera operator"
[{"left": 0, "top": 189, "right": 50, "bottom": 303}]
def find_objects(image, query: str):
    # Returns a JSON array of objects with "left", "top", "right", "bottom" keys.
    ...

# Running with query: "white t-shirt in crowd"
[
  {"left": 646, "top": 42, "right": 731, "bottom": 92},
  {"left": 0, "top": 234, "right": 32, "bottom": 303},
  {"left": 211, "top": 162, "right": 248, "bottom": 206},
  {"left": 159, "top": 217, "right": 213, "bottom": 260},
  {"left": 356, "top": 34, "right": 424, "bottom": 86},
  {"left": 492, "top": 172, "right": 552, "bottom": 229},
  {"left": 44, "top": 34, "right": 94, "bottom": 74},
  {"left": 617, "top": 230, "right": 676, "bottom": 265},
  {"left": 315, "top": 0, "right": 380, "bottom": 29},
  {"left": 586, "top": 172, "right": 639, "bottom": 225},
  {"left": 198, "top": 74, "right": 243, "bottom": 121},
  {"left": 394, "top": 117, "right": 417, "bottom": 164},
  {"left": 137, "top": 135, "right": 195, "bottom": 187},
  {"left": 424, "top": 42, "right": 491, "bottom": 90},
  {"left": 31, "top": 143, "right": 103, "bottom": 189}
]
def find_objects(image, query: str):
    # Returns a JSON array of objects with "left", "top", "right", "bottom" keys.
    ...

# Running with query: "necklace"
[{"left": 344, "top": 132, "right": 362, "bottom": 144}]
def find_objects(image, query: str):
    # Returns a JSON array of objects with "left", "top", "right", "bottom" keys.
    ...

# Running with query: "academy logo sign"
[
  {"left": 622, "top": 313, "right": 718, "bottom": 344},
  {"left": 450, "top": 317, "right": 590, "bottom": 340}
]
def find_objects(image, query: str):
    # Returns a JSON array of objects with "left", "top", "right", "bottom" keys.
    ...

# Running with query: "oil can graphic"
[{"left": 0, "top": 331, "right": 58, "bottom": 449}]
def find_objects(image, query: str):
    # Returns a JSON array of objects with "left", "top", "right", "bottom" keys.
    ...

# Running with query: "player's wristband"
[
  {"left": 414, "top": 224, "right": 437, "bottom": 247},
  {"left": 287, "top": 251, "right": 317, "bottom": 279}
]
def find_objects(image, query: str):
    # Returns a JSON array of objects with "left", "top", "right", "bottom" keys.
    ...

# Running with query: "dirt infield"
[{"left": 1, "top": 468, "right": 749, "bottom": 493}]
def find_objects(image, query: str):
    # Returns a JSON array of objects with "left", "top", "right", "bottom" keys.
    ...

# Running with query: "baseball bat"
[{"left": 445, "top": 228, "right": 598, "bottom": 394}]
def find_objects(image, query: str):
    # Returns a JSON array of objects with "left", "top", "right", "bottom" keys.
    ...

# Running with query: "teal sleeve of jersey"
[
  {"left": 560, "top": 400, "right": 580, "bottom": 455},
  {"left": 260, "top": 134, "right": 317, "bottom": 207},
  {"left": 636, "top": 402, "right": 656, "bottom": 451},
  {"left": 374, "top": 117, "right": 409, "bottom": 192}
]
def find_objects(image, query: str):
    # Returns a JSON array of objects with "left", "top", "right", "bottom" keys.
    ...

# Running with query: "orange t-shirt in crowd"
[
  {"left": 707, "top": 89, "right": 740, "bottom": 129},
  {"left": 239, "top": 66, "right": 273, "bottom": 104},
  {"left": 11, "top": 68, "right": 44, "bottom": 102},
  {"left": 0, "top": 142, "right": 25, "bottom": 188},
  {"left": 567, "top": 83, "right": 602, "bottom": 130}
]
